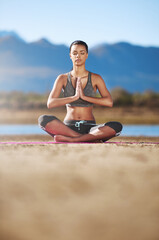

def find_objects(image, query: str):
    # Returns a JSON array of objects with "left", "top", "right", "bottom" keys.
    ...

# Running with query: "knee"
[
  {"left": 38, "top": 115, "right": 58, "bottom": 128},
  {"left": 104, "top": 121, "right": 123, "bottom": 136}
]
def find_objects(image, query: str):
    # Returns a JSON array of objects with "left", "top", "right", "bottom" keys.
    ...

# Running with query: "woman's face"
[{"left": 70, "top": 44, "right": 88, "bottom": 66}]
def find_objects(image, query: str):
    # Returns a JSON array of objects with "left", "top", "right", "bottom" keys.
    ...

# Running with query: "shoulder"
[
  {"left": 90, "top": 72, "right": 104, "bottom": 84},
  {"left": 56, "top": 73, "right": 68, "bottom": 81},
  {"left": 55, "top": 73, "right": 68, "bottom": 85}
]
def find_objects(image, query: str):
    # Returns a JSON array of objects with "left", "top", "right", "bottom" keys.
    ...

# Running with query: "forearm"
[
  {"left": 47, "top": 95, "right": 78, "bottom": 108},
  {"left": 82, "top": 95, "right": 113, "bottom": 107}
]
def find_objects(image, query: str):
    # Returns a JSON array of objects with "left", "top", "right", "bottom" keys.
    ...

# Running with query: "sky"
[{"left": 0, "top": 0, "right": 159, "bottom": 48}]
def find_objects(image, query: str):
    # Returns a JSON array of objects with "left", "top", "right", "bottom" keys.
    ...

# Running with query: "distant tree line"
[
  {"left": 110, "top": 88, "right": 159, "bottom": 107},
  {"left": 0, "top": 91, "right": 48, "bottom": 109},
  {"left": 0, "top": 88, "right": 159, "bottom": 109}
]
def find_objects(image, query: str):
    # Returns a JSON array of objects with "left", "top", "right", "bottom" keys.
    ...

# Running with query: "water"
[
  {"left": 0, "top": 124, "right": 159, "bottom": 136},
  {"left": 122, "top": 125, "right": 159, "bottom": 136}
]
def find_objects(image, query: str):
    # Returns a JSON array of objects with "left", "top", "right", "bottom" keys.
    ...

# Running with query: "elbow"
[
  {"left": 47, "top": 103, "right": 51, "bottom": 109},
  {"left": 47, "top": 99, "right": 58, "bottom": 108},
  {"left": 103, "top": 96, "right": 113, "bottom": 107},
  {"left": 110, "top": 100, "right": 113, "bottom": 107},
  {"left": 47, "top": 100, "right": 52, "bottom": 109},
  {"left": 108, "top": 99, "right": 113, "bottom": 108},
  {"left": 47, "top": 102, "right": 51, "bottom": 109}
]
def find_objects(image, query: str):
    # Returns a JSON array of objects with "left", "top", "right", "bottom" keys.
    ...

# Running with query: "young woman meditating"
[{"left": 38, "top": 40, "right": 122, "bottom": 142}]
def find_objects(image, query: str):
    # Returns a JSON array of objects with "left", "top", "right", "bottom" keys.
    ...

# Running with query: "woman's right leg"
[{"left": 38, "top": 115, "right": 81, "bottom": 138}]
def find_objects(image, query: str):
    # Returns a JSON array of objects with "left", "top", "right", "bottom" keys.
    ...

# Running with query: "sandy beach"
[{"left": 0, "top": 135, "right": 159, "bottom": 240}]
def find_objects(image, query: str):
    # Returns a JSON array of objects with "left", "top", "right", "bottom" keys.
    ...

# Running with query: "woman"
[{"left": 38, "top": 40, "right": 122, "bottom": 142}]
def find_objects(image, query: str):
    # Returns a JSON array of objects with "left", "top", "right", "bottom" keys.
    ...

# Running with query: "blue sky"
[{"left": 0, "top": 0, "right": 159, "bottom": 47}]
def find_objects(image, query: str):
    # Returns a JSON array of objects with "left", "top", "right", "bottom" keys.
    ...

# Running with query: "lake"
[{"left": 0, "top": 124, "right": 159, "bottom": 136}]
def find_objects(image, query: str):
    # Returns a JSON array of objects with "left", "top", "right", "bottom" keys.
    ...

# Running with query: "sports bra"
[{"left": 63, "top": 72, "right": 96, "bottom": 107}]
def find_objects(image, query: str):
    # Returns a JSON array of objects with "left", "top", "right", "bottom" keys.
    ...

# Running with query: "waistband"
[
  {"left": 64, "top": 120, "right": 96, "bottom": 130},
  {"left": 64, "top": 120, "right": 96, "bottom": 125}
]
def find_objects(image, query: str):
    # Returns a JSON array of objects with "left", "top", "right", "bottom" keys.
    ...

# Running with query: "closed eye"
[{"left": 72, "top": 51, "right": 86, "bottom": 55}]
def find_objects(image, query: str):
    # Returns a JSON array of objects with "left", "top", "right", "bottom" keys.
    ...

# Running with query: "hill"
[{"left": 0, "top": 31, "right": 159, "bottom": 93}]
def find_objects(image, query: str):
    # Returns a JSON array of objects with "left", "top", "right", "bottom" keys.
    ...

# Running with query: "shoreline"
[{"left": 0, "top": 107, "right": 159, "bottom": 125}]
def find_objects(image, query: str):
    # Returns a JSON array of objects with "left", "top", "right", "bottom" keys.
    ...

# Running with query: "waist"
[
  {"left": 64, "top": 120, "right": 96, "bottom": 128},
  {"left": 64, "top": 120, "right": 96, "bottom": 125},
  {"left": 65, "top": 106, "right": 95, "bottom": 121},
  {"left": 63, "top": 120, "right": 96, "bottom": 133}
]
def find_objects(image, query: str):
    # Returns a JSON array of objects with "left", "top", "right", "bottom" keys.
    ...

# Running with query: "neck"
[{"left": 71, "top": 65, "right": 88, "bottom": 77}]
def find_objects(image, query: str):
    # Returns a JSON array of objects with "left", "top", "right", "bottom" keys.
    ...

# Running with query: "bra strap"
[
  {"left": 67, "top": 72, "right": 71, "bottom": 83},
  {"left": 88, "top": 72, "right": 91, "bottom": 82}
]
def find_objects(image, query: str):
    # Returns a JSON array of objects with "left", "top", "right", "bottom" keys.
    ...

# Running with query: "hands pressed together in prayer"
[{"left": 75, "top": 78, "right": 85, "bottom": 99}]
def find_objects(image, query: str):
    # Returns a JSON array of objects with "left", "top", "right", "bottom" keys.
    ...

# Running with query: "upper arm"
[
  {"left": 48, "top": 74, "right": 65, "bottom": 99},
  {"left": 94, "top": 74, "right": 112, "bottom": 98}
]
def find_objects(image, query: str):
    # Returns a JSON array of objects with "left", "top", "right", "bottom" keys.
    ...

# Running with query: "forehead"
[{"left": 70, "top": 44, "right": 87, "bottom": 52}]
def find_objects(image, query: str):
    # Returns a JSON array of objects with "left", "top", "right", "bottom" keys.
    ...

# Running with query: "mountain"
[
  {"left": 0, "top": 32, "right": 159, "bottom": 93},
  {"left": 0, "top": 30, "right": 25, "bottom": 42},
  {"left": 88, "top": 42, "right": 159, "bottom": 91}
]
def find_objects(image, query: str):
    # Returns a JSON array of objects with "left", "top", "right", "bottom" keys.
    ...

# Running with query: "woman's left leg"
[{"left": 54, "top": 121, "right": 122, "bottom": 142}]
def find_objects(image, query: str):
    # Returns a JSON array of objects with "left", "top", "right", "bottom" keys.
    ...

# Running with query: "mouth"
[{"left": 75, "top": 59, "right": 81, "bottom": 62}]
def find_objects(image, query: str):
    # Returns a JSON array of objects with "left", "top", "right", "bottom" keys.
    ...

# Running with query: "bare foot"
[
  {"left": 54, "top": 135, "right": 104, "bottom": 143},
  {"left": 54, "top": 135, "right": 74, "bottom": 142}
]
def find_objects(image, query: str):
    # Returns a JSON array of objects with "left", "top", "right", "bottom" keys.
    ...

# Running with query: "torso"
[{"left": 62, "top": 71, "right": 97, "bottom": 121}]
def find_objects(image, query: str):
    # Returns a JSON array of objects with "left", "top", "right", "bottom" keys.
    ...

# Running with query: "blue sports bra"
[{"left": 63, "top": 72, "right": 96, "bottom": 107}]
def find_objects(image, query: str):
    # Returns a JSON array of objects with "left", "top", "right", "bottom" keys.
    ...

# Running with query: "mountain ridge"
[{"left": 0, "top": 31, "right": 159, "bottom": 93}]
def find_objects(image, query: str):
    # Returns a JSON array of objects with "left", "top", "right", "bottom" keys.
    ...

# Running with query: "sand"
[{"left": 0, "top": 137, "right": 159, "bottom": 240}]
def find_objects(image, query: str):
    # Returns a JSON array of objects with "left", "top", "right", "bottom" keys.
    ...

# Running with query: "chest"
[{"left": 64, "top": 75, "right": 96, "bottom": 92}]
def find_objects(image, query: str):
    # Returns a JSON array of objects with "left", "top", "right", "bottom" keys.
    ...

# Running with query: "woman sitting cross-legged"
[{"left": 38, "top": 40, "right": 122, "bottom": 142}]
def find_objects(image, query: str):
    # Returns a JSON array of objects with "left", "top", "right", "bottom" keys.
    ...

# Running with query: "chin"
[{"left": 75, "top": 62, "right": 83, "bottom": 66}]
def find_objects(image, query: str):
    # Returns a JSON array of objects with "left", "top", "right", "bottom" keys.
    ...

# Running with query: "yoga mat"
[{"left": 0, "top": 141, "right": 159, "bottom": 145}]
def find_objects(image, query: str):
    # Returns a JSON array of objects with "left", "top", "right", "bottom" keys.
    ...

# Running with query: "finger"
[
  {"left": 78, "top": 80, "right": 82, "bottom": 87},
  {"left": 77, "top": 77, "right": 81, "bottom": 83},
  {"left": 76, "top": 81, "right": 81, "bottom": 88}
]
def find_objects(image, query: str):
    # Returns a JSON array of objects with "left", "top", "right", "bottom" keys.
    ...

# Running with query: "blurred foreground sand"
[{"left": 0, "top": 139, "right": 159, "bottom": 240}]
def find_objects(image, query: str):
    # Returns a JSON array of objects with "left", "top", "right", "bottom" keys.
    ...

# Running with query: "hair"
[{"left": 69, "top": 40, "right": 88, "bottom": 53}]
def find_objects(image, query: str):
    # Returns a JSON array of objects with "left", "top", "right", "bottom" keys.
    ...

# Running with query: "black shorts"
[
  {"left": 64, "top": 120, "right": 96, "bottom": 134},
  {"left": 64, "top": 120, "right": 122, "bottom": 136},
  {"left": 38, "top": 115, "right": 123, "bottom": 136}
]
